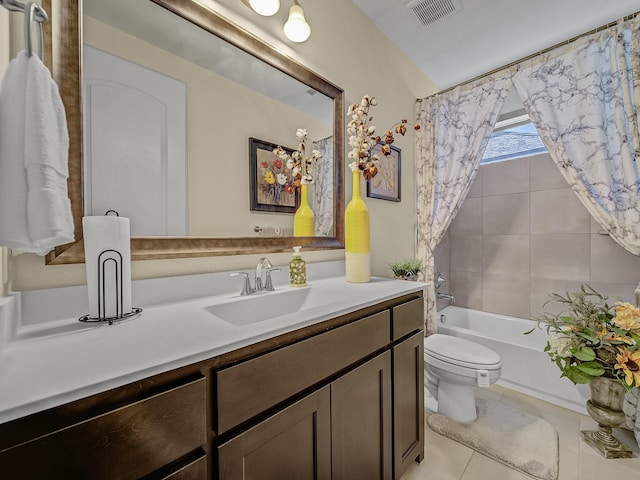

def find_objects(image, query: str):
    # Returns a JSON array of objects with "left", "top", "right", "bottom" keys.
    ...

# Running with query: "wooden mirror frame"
[{"left": 44, "top": 0, "right": 344, "bottom": 265}]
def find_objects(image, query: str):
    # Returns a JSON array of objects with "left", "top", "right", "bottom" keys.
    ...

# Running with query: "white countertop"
[{"left": 0, "top": 274, "right": 425, "bottom": 424}]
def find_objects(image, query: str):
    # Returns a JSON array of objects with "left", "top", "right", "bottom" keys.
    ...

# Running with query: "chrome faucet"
[
  {"left": 230, "top": 257, "right": 280, "bottom": 296},
  {"left": 229, "top": 272, "right": 254, "bottom": 296},
  {"left": 434, "top": 271, "right": 454, "bottom": 302},
  {"left": 436, "top": 292, "right": 455, "bottom": 303},
  {"left": 255, "top": 257, "right": 273, "bottom": 291}
]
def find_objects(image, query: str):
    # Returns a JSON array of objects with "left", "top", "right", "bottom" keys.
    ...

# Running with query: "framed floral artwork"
[
  {"left": 249, "top": 137, "right": 299, "bottom": 213},
  {"left": 367, "top": 144, "right": 401, "bottom": 202}
]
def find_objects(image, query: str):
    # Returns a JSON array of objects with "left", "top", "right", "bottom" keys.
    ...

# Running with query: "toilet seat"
[{"left": 424, "top": 334, "right": 501, "bottom": 370}]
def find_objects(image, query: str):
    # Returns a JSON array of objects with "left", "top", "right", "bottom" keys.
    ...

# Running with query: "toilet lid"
[{"left": 424, "top": 334, "right": 501, "bottom": 368}]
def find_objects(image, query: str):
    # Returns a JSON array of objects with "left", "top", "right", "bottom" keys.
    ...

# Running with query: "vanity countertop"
[{"left": 0, "top": 275, "right": 426, "bottom": 424}]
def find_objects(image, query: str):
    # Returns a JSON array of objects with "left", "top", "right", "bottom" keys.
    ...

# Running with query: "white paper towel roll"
[{"left": 83, "top": 215, "right": 132, "bottom": 319}]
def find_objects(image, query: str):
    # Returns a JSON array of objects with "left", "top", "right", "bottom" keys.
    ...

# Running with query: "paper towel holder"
[
  {"left": 79, "top": 210, "right": 142, "bottom": 325},
  {"left": 79, "top": 248, "right": 142, "bottom": 325}
]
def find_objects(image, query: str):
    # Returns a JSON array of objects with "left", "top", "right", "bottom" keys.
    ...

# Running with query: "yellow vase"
[
  {"left": 294, "top": 183, "right": 315, "bottom": 236},
  {"left": 345, "top": 170, "right": 370, "bottom": 282}
]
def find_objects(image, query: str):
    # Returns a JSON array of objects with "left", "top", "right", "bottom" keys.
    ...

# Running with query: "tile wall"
[{"left": 434, "top": 153, "right": 640, "bottom": 319}]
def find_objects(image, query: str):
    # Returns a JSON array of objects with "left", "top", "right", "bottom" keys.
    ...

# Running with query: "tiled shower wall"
[{"left": 434, "top": 153, "right": 640, "bottom": 319}]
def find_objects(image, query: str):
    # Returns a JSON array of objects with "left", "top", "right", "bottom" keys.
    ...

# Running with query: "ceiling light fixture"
[
  {"left": 283, "top": 0, "right": 310, "bottom": 43},
  {"left": 245, "top": 0, "right": 280, "bottom": 17}
]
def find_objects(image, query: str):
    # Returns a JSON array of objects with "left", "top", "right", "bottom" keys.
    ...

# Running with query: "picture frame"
[
  {"left": 366, "top": 144, "right": 401, "bottom": 202},
  {"left": 249, "top": 137, "right": 300, "bottom": 213}
]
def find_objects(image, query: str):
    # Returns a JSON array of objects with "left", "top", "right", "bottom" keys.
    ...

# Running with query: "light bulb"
[
  {"left": 283, "top": 1, "right": 311, "bottom": 43},
  {"left": 249, "top": 0, "right": 280, "bottom": 16}
]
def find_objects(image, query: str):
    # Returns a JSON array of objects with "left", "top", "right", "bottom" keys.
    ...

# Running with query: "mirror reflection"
[{"left": 82, "top": 0, "right": 335, "bottom": 237}]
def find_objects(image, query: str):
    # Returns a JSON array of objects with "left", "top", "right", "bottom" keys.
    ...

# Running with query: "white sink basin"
[{"left": 205, "top": 287, "right": 345, "bottom": 326}]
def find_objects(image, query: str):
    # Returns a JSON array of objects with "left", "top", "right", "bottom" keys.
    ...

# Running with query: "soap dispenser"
[{"left": 289, "top": 246, "right": 307, "bottom": 287}]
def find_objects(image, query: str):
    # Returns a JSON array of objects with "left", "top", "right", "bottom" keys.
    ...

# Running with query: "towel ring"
[{"left": 23, "top": 2, "right": 46, "bottom": 60}]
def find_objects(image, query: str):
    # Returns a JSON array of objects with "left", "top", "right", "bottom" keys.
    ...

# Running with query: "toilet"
[{"left": 424, "top": 334, "right": 502, "bottom": 423}]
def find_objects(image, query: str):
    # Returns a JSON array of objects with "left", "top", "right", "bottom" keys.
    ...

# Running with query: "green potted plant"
[{"left": 389, "top": 259, "right": 423, "bottom": 281}]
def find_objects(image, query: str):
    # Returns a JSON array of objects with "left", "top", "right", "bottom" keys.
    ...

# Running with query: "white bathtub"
[{"left": 437, "top": 306, "right": 590, "bottom": 414}]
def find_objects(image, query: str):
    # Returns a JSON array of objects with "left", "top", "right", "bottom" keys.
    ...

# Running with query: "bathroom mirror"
[{"left": 44, "top": 0, "right": 344, "bottom": 264}]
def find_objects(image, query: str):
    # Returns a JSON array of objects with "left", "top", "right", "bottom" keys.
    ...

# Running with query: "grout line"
[{"left": 458, "top": 452, "right": 475, "bottom": 480}]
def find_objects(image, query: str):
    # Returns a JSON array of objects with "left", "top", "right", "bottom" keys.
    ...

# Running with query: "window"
[{"left": 481, "top": 115, "right": 547, "bottom": 164}]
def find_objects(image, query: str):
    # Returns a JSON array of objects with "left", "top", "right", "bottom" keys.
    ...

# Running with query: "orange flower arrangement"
[{"left": 531, "top": 284, "right": 640, "bottom": 390}]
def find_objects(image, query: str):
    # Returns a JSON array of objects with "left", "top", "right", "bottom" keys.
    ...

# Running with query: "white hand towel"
[{"left": 0, "top": 51, "right": 74, "bottom": 255}]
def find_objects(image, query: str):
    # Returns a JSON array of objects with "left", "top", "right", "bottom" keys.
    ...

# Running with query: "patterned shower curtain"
[
  {"left": 311, "top": 136, "right": 334, "bottom": 236},
  {"left": 512, "top": 17, "right": 640, "bottom": 255},
  {"left": 415, "top": 76, "right": 511, "bottom": 335},
  {"left": 512, "top": 22, "right": 640, "bottom": 444}
]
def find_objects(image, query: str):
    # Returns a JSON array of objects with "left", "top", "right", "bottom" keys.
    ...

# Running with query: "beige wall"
[
  {"left": 435, "top": 153, "right": 640, "bottom": 319},
  {"left": 84, "top": 17, "right": 331, "bottom": 237},
  {"left": 9, "top": 0, "right": 437, "bottom": 291}
]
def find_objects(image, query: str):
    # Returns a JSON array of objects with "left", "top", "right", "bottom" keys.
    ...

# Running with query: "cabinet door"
[
  {"left": 393, "top": 331, "right": 425, "bottom": 479},
  {"left": 331, "top": 351, "right": 392, "bottom": 480},
  {"left": 218, "top": 386, "right": 331, "bottom": 480},
  {"left": 159, "top": 455, "right": 207, "bottom": 480}
]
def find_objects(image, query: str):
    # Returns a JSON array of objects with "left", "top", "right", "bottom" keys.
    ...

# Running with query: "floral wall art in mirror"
[
  {"left": 249, "top": 138, "right": 298, "bottom": 213},
  {"left": 366, "top": 144, "right": 401, "bottom": 202}
]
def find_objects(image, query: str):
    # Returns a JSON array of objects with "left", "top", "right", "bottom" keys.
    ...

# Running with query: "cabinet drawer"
[
  {"left": 392, "top": 297, "right": 424, "bottom": 340},
  {"left": 0, "top": 377, "right": 207, "bottom": 480},
  {"left": 216, "top": 310, "right": 390, "bottom": 433}
]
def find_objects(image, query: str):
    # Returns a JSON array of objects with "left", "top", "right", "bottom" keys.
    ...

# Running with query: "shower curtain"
[
  {"left": 311, "top": 136, "right": 334, "bottom": 236},
  {"left": 512, "top": 16, "right": 640, "bottom": 256},
  {"left": 415, "top": 76, "right": 511, "bottom": 335}
]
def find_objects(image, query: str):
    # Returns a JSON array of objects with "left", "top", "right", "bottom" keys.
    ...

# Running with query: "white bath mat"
[{"left": 427, "top": 397, "right": 559, "bottom": 480}]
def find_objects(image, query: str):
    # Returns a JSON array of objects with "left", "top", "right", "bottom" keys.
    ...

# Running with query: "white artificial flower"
[
  {"left": 296, "top": 128, "right": 308, "bottom": 141},
  {"left": 286, "top": 159, "right": 294, "bottom": 169},
  {"left": 548, "top": 335, "right": 575, "bottom": 358},
  {"left": 276, "top": 173, "right": 287, "bottom": 185}
]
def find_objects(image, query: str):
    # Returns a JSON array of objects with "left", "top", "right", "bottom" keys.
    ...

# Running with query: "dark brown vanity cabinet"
[
  {"left": 217, "top": 351, "right": 394, "bottom": 480},
  {"left": 216, "top": 295, "right": 424, "bottom": 480},
  {"left": 0, "top": 292, "right": 424, "bottom": 480},
  {"left": 0, "top": 377, "right": 208, "bottom": 479}
]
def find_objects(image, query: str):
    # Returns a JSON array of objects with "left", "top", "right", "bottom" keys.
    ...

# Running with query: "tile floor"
[{"left": 401, "top": 384, "right": 640, "bottom": 480}]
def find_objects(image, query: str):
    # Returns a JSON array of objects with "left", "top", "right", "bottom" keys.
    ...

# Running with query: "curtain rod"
[{"left": 418, "top": 9, "right": 640, "bottom": 100}]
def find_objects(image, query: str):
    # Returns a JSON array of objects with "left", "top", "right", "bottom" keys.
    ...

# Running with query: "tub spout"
[{"left": 436, "top": 292, "right": 455, "bottom": 303}]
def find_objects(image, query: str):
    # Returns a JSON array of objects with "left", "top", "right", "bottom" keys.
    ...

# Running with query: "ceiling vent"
[{"left": 406, "top": 0, "right": 462, "bottom": 28}]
